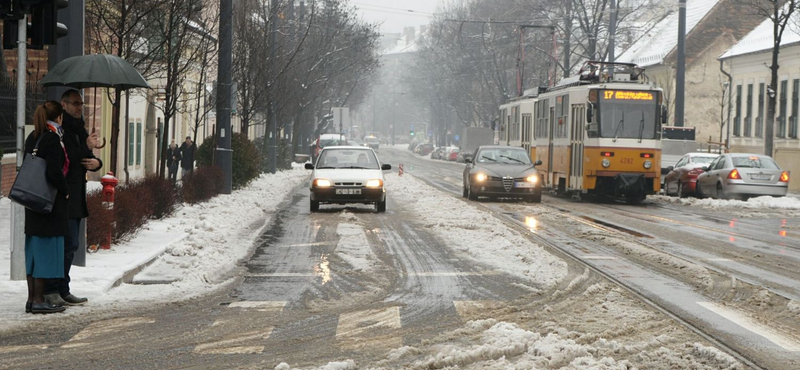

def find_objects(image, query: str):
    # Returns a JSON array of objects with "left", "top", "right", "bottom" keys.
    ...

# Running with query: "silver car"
[{"left": 696, "top": 153, "right": 790, "bottom": 199}]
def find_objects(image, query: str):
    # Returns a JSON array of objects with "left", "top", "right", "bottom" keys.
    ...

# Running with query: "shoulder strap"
[{"left": 31, "top": 133, "right": 48, "bottom": 157}]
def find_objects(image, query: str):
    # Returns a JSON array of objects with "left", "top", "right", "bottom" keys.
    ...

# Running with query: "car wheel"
[
  {"left": 467, "top": 183, "right": 478, "bottom": 200},
  {"left": 716, "top": 183, "right": 725, "bottom": 199},
  {"left": 677, "top": 182, "right": 685, "bottom": 198},
  {"left": 695, "top": 183, "right": 705, "bottom": 199},
  {"left": 310, "top": 200, "right": 320, "bottom": 212},
  {"left": 376, "top": 199, "right": 386, "bottom": 213}
]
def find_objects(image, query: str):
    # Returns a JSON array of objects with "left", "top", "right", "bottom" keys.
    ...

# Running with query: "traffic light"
[
  {"left": 410, "top": 129, "right": 415, "bottom": 137},
  {"left": 30, "top": 0, "right": 69, "bottom": 49}
]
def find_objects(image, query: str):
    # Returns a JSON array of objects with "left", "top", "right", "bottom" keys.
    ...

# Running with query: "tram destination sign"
[{"left": 602, "top": 90, "right": 655, "bottom": 101}]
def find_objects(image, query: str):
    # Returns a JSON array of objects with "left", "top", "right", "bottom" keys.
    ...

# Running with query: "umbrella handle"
[{"left": 95, "top": 137, "right": 106, "bottom": 149}]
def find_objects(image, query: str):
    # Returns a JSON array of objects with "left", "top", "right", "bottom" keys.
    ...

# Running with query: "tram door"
[
  {"left": 522, "top": 114, "right": 532, "bottom": 154},
  {"left": 569, "top": 105, "right": 585, "bottom": 190}
]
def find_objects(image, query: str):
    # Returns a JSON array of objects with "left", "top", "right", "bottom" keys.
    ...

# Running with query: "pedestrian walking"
[
  {"left": 42, "top": 90, "right": 102, "bottom": 307},
  {"left": 166, "top": 141, "right": 181, "bottom": 185},
  {"left": 179, "top": 136, "right": 196, "bottom": 179},
  {"left": 24, "top": 101, "right": 70, "bottom": 314}
]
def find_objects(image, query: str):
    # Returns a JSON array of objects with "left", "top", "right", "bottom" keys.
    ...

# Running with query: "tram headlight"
[
  {"left": 643, "top": 160, "right": 653, "bottom": 169},
  {"left": 602, "top": 159, "right": 611, "bottom": 168}
]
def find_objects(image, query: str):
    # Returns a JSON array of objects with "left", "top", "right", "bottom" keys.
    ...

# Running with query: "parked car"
[
  {"left": 306, "top": 146, "right": 392, "bottom": 213},
  {"left": 408, "top": 142, "right": 419, "bottom": 152},
  {"left": 663, "top": 152, "right": 719, "bottom": 197},
  {"left": 696, "top": 153, "right": 790, "bottom": 199},
  {"left": 364, "top": 136, "right": 380, "bottom": 150},
  {"left": 457, "top": 149, "right": 474, "bottom": 163},
  {"left": 416, "top": 143, "right": 434, "bottom": 156},
  {"left": 431, "top": 146, "right": 446, "bottom": 160},
  {"left": 462, "top": 146, "right": 543, "bottom": 203},
  {"left": 447, "top": 147, "right": 461, "bottom": 161}
]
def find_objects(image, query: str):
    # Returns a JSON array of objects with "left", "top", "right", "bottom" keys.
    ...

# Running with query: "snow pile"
[
  {"left": 334, "top": 223, "right": 378, "bottom": 273},
  {"left": 0, "top": 168, "right": 308, "bottom": 333},
  {"left": 386, "top": 173, "right": 568, "bottom": 289},
  {"left": 651, "top": 195, "right": 800, "bottom": 212}
]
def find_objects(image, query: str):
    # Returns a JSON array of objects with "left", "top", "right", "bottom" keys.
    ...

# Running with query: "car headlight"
[
  {"left": 526, "top": 175, "right": 538, "bottom": 183},
  {"left": 475, "top": 173, "right": 487, "bottom": 182},
  {"left": 643, "top": 160, "right": 652, "bottom": 169},
  {"left": 365, "top": 179, "right": 383, "bottom": 188},
  {"left": 314, "top": 178, "right": 332, "bottom": 188},
  {"left": 602, "top": 159, "right": 611, "bottom": 168}
]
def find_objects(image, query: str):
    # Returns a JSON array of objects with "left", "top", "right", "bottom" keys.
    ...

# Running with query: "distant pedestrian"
[
  {"left": 24, "top": 101, "right": 70, "bottom": 314},
  {"left": 43, "top": 89, "right": 101, "bottom": 308},
  {"left": 179, "top": 136, "right": 196, "bottom": 179},
  {"left": 166, "top": 141, "right": 181, "bottom": 185}
]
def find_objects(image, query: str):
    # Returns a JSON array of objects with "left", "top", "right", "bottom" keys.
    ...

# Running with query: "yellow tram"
[{"left": 498, "top": 62, "right": 666, "bottom": 203}]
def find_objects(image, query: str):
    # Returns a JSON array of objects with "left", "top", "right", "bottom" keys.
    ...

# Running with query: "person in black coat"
[
  {"left": 166, "top": 141, "right": 181, "bottom": 185},
  {"left": 24, "top": 101, "right": 70, "bottom": 314},
  {"left": 179, "top": 136, "right": 196, "bottom": 178},
  {"left": 43, "top": 90, "right": 102, "bottom": 307}
]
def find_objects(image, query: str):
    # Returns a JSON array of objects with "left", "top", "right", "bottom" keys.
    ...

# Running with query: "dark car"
[
  {"left": 663, "top": 152, "right": 718, "bottom": 197},
  {"left": 416, "top": 143, "right": 434, "bottom": 156},
  {"left": 463, "top": 146, "right": 543, "bottom": 203}
]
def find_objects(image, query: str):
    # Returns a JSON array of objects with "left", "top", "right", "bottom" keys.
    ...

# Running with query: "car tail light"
[
  {"left": 688, "top": 169, "right": 703, "bottom": 176},
  {"left": 728, "top": 169, "right": 741, "bottom": 180},
  {"left": 780, "top": 171, "right": 790, "bottom": 182}
]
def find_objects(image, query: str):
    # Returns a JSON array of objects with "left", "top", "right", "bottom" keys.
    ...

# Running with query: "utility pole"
[
  {"left": 563, "top": 0, "right": 572, "bottom": 78},
  {"left": 608, "top": 0, "right": 617, "bottom": 77},
  {"left": 11, "top": 15, "right": 28, "bottom": 281},
  {"left": 215, "top": 0, "right": 234, "bottom": 194},
  {"left": 267, "top": 0, "right": 279, "bottom": 174},
  {"left": 675, "top": 0, "right": 687, "bottom": 127}
]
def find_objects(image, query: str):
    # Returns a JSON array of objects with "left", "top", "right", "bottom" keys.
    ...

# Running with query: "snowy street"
[{"left": 1, "top": 147, "right": 797, "bottom": 369}]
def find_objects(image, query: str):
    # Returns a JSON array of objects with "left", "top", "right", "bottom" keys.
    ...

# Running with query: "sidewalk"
[{"left": 0, "top": 166, "right": 309, "bottom": 334}]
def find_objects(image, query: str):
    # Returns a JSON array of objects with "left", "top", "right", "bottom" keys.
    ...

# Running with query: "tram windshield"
[{"left": 598, "top": 90, "right": 659, "bottom": 140}]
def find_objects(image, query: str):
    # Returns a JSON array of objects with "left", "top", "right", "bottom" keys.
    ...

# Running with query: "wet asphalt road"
[{"left": 0, "top": 174, "right": 537, "bottom": 369}]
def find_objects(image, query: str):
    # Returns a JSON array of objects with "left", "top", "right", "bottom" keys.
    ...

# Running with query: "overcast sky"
[{"left": 351, "top": 0, "right": 440, "bottom": 34}]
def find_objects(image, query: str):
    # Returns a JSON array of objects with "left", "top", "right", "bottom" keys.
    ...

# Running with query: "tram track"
[{"left": 387, "top": 149, "right": 795, "bottom": 369}]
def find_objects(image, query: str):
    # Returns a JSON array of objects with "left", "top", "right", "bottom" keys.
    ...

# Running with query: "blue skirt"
[{"left": 25, "top": 235, "right": 65, "bottom": 279}]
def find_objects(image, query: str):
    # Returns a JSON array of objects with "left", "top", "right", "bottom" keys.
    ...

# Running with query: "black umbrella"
[
  {"left": 39, "top": 54, "right": 150, "bottom": 89},
  {"left": 38, "top": 54, "right": 151, "bottom": 149}
]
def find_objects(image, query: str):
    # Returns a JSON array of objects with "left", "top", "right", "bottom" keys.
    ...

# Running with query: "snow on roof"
[
  {"left": 618, "top": 0, "right": 721, "bottom": 67},
  {"left": 719, "top": 4, "right": 800, "bottom": 59}
]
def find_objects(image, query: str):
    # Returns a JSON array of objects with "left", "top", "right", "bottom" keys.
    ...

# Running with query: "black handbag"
[{"left": 8, "top": 135, "right": 58, "bottom": 214}]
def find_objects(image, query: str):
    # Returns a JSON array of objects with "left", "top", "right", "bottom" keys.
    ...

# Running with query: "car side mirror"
[
  {"left": 586, "top": 105, "right": 593, "bottom": 123},
  {"left": 701, "top": 166, "right": 709, "bottom": 172},
  {"left": 666, "top": 166, "right": 674, "bottom": 173},
  {"left": 534, "top": 160, "right": 543, "bottom": 166},
  {"left": 305, "top": 163, "right": 314, "bottom": 170},
  {"left": 382, "top": 164, "right": 392, "bottom": 171},
  {"left": 465, "top": 158, "right": 472, "bottom": 164},
  {"left": 661, "top": 105, "right": 668, "bottom": 124}
]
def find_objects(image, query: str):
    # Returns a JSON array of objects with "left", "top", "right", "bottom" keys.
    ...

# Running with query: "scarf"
[{"left": 46, "top": 121, "right": 70, "bottom": 177}]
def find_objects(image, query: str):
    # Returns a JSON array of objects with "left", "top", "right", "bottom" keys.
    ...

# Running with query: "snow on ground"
[
  {"left": 334, "top": 221, "right": 378, "bottom": 273},
  {"left": 650, "top": 195, "right": 800, "bottom": 216},
  {"left": 386, "top": 173, "right": 568, "bottom": 290},
  {"left": 0, "top": 168, "right": 308, "bottom": 334}
]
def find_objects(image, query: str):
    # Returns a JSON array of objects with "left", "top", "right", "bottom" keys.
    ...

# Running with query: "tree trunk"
[
  {"left": 159, "top": 112, "right": 171, "bottom": 178},
  {"left": 291, "top": 108, "right": 303, "bottom": 156},
  {"left": 109, "top": 89, "right": 123, "bottom": 175}
]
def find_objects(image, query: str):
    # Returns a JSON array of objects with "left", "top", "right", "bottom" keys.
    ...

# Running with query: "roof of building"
[
  {"left": 719, "top": 4, "right": 800, "bottom": 59},
  {"left": 618, "top": 0, "right": 721, "bottom": 67}
]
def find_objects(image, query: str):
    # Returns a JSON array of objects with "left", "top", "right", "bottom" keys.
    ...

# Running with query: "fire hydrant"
[{"left": 100, "top": 172, "right": 118, "bottom": 250}]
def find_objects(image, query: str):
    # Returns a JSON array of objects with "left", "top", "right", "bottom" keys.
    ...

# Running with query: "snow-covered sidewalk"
[
  {"left": 0, "top": 167, "right": 308, "bottom": 333},
  {"left": 649, "top": 194, "right": 800, "bottom": 216}
]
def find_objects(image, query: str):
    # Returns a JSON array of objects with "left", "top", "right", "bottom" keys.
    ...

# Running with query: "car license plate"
[
  {"left": 750, "top": 174, "right": 770, "bottom": 180},
  {"left": 336, "top": 188, "right": 361, "bottom": 195},
  {"left": 514, "top": 182, "right": 534, "bottom": 188}
]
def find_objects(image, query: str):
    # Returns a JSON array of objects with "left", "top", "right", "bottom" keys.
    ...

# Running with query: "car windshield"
[
  {"left": 317, "top": 149, "right": 380, "bottom": 169},
  {"left": 692, "top": 156, "right": 717, "bottom": 164},
  {"left": 731, "top": 156, "right": 780, "bottom": 169},
  {"left": 476, "top": 149, "right": 531, "bottom": 165},
  {"left": 320, "top": 139, "right": 346, "bottom": 148}
]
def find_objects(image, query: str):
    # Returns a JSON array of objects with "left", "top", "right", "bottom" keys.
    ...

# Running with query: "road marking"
[
  {"left": 582, "top": 255, "right": 618, "bottom": 260},
  {"left": 278, "top": 242, "right": 334, "bottom": 247},
  {"left": 0, "top": 344, "right": 48, "bottom": 354},
  {"left": 228, "top": 301, "right": 287, "bottom": 312},
  {"left": 698, "top": 302, "right": 800, "bottom": 351},
  {"left": 336, "top": 307, "right": 402, "bottom": 350},
  {"left": 453, "top": 301, "right": 495, "bottom": 318},
  {"left": 409, "top": 271, "right": 498, "bottom": 277},
  {"left": 705, "top": 258, "right": 732, "bottom": 262},
  {"left": 62, "top": 317, "right": 155, "bottom": 348},
  {"left": 246, "top": 273, "right": 315, "bottom": 277},
  {"left": 193, "top": 329, "right": 272, "bottom": 354}
]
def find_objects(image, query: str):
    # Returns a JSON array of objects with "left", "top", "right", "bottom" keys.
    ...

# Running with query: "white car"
[{"left": 305, "top": 146, "right": 392, "bottom": 212}]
